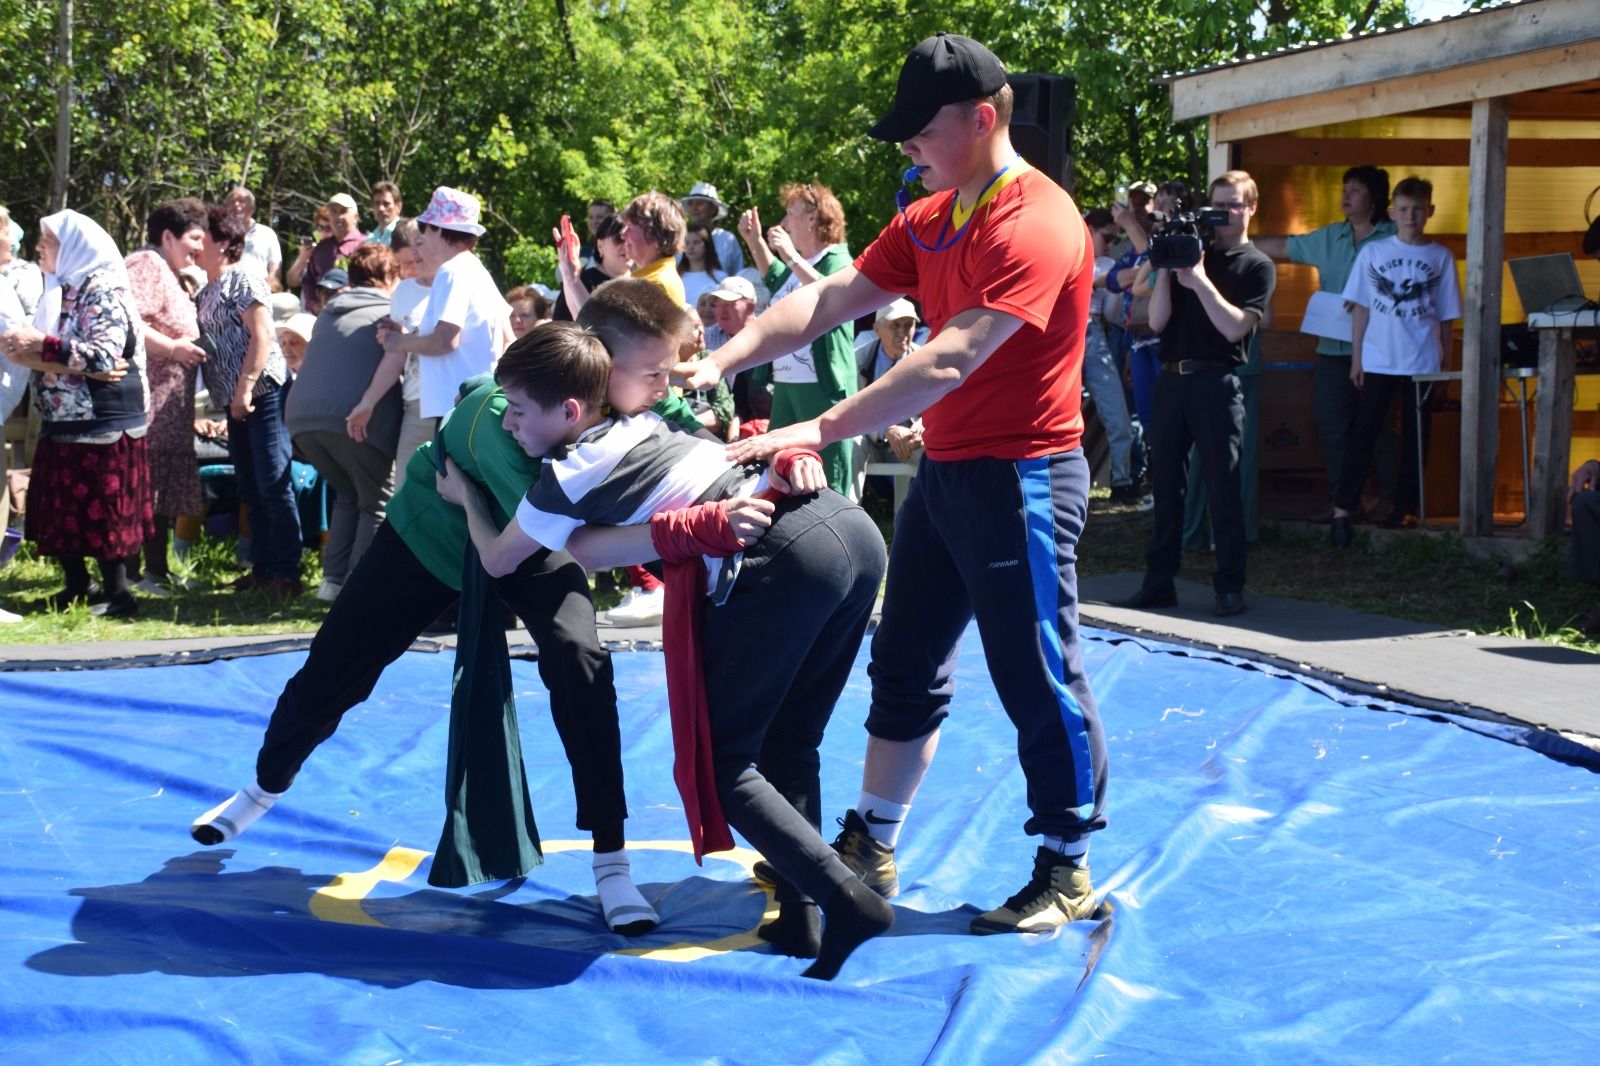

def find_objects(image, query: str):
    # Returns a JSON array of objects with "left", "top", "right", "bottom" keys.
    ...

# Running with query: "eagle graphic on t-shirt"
[{"left": 1368, "top": 263, "right": 1442, "bottom": 307}]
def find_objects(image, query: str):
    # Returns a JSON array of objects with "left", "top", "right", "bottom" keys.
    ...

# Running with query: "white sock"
[
  {"left": 855, "top": 791, "right": 911, "bottom": 848},
  {"left": 593, "top": 850, "right": 657, "bottom": 935},
  {"left": 191, "top": 783, "right": 283, "bottom": 844},
  {"left": 1043, "top": 835, "right": 1089, "bottom": 865}
]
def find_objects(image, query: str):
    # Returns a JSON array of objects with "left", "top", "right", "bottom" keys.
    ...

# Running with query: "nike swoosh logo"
[{"left": 862, "top": 809, "right": 901, "bottom": 825}]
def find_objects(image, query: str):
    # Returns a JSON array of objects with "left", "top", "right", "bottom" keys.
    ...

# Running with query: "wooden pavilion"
[{"left": 1164, "top": 0, "right": 1599, "bottom": 537}]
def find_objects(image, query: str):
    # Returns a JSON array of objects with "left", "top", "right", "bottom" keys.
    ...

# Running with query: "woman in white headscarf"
[{"left": 0, "top": 210, "right": 152, "bottom": 617}]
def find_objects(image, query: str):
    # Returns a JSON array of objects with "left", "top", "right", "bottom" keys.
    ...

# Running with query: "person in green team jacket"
[{"left": 736, "top": 182, "right": 857, "bottom": 495}]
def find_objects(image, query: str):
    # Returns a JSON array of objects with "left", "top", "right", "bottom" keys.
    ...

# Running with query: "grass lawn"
[
  {"left": 2, "top": 493, "right": 1597, "bottom": 655},
  {"left": 0, "top": 533, "right": 330, "bottom": 644}
]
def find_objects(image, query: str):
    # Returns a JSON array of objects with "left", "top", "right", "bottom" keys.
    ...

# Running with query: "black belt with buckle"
[{"left": 1163, "top": 359, "right": 1238, "bottom": 375}]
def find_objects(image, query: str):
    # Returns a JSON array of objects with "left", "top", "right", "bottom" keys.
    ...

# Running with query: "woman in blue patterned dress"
[{"left": 196, "top": 204, "right": 302, "bottom": 599}]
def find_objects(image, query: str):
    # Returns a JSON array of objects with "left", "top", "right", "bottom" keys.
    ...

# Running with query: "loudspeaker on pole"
[{"left": 1006, "top": 73, "right": 1076, "bottom": 191}]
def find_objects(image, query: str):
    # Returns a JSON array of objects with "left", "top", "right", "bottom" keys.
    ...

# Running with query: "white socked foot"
[
  {"left": 191, "top": 783, "right": 283, "bottom": 845},
  {"left": 594, "top": 849, "right": 657, "bottom": 936}
]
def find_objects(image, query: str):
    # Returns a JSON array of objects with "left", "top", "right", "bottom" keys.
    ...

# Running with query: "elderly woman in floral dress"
[
  {"left": 0, "top": 210, "right": 152, "bottom": 617},
  {"left": 126, "top": 197, "right": 209, "bottom": 596}
]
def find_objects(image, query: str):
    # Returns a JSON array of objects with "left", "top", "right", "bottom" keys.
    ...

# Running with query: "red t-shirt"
[{"left": 854, "top": 167, "right": 1091, "bottom": 461}]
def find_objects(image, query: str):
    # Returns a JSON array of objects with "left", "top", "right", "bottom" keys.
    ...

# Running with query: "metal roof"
[{"left": 1161, "top": 0, "right": 1528, "bottom": 82}]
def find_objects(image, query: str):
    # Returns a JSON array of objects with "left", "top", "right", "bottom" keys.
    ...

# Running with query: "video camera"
[{"left": 1147, "top": 207, "right": 1232, "bottom": 270}]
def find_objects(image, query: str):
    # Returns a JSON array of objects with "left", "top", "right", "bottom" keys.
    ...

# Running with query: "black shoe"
[
  {"left": 1213, "top": 591, "right": 1246, "bottom": 618},
  {"left": 260, "top": 577, "right": 303, "bottom": 602},
  {"left": 970, "top": 846, "right": 1096, "bottom": 935},
  {"left": 1117, "top": 582, "right": 1177, "bottom": 610},
  {"left": 30, "top": 581, "right": 102, "bottom": 612},
  {"left": 1108, "top": 482, "right": 1141, "bottom": 504},
  {"left": 1330, "top": 516, "right": 1353, "bottom": 549},
  {"left": 89, "top": 592, "right": 139, "bottom": 619}
]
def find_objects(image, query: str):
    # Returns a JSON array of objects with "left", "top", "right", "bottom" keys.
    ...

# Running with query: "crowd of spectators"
[
  {"left": 0, "top": 175, "right": 886, "bottom": 626},
  {"left": 2, "top": 159, "right": 1597, "bottom": 633}
]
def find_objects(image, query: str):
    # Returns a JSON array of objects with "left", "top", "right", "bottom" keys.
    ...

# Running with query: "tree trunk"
[{"left": 51, "top": 0, "right": 72, "bottom": 211}]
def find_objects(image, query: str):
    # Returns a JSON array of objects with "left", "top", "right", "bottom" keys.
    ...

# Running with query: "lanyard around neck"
[{"left": 895, "top": 156, "right": 1019, "bottom": 253}]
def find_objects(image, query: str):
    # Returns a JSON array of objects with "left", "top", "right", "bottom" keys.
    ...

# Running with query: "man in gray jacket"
[{"left": 285, "top": 244, "right": 404, "bottom": 601}]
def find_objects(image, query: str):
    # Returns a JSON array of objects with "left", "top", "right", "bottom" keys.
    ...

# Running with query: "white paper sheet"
[{"left": 1300, "top": 290, "right": 1353, "bottom": 343}]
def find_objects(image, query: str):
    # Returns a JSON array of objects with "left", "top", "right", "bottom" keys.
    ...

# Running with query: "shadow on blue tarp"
[{"left": 1, "top": 626, "right": 1596, "bottom": 1064}]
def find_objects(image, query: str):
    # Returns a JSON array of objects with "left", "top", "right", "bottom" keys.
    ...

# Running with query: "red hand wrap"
[
  {"left": 757, "top": 447, "right": 823, "bottom": 503},
  {"left": 649, "top": 500, "right": 746, "bottom": 563},
  {"left": 771, "top": 447, "right": 821, "bottom": 484}
]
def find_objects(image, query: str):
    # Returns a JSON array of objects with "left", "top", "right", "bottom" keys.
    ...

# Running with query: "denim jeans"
[
  {"left": 1081, "top": 321, "right": 1134, "bottom": 487},
  {"left": 1128, "top": 339, "right": 1162, "bottom": 432},
  {"left": 228, "top": 383, "right": 303, "bottom": 581}
]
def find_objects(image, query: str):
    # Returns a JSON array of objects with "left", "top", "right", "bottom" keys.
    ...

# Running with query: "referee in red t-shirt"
[{"left": 687, "top": 33, "right": 1107, "bottom": 935}]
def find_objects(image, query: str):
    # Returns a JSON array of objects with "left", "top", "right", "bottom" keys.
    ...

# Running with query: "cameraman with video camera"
[{"left": 1121, "top": 170, "right": 1275, "bottom": 618}]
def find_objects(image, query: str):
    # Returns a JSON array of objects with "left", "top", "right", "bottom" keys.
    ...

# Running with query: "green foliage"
[
  {"left": 0, "top": 0, "right": 1437, "bottom": 279},
  {"left": 503, "top": 237, "right": 558, "bottom": 289}
]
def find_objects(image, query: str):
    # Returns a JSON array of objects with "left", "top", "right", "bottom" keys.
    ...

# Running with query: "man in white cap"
[
  {"left": 687, "top": 32, "right": 1108, "bottom": 937},
  {"left": 681, "top": 182, "right": 745, "bottom": 278},
  {"left": 705, "top": 274, "right": 757, "bottom": 340},
  {"left": 702, "top": 275, "right": 772, "bottom": 430},
  {"left": 296, "top": 192, "right": 366, "bottom": 311},
  {"left": 855, "top": 297, "right": 927, "bottom": 469}
]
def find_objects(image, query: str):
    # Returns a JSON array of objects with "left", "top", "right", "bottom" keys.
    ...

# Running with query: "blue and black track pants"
[{"left": 867, "top": 450, "right": 1108, "bottom": 842}]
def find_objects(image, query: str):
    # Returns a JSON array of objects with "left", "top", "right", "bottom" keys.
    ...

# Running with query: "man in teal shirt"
[{"left": 1256, "top": 166, "right": 1397, "bottom": 516}]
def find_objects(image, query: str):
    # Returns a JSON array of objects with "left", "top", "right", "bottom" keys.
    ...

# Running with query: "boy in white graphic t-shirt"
[{"left": 1330, "top": 176, "right": 1462, "bottom": 544}]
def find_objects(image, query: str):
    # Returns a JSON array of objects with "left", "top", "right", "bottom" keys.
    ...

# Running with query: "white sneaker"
[
  {"left": 133, "top": 574, "right": 173, "bottom": 598},
  {"left": 602, "top": 584, "right": 665, "bottom": 627},
  {"left": 315, "top": 579, "right": 343, "bottom": 603}
]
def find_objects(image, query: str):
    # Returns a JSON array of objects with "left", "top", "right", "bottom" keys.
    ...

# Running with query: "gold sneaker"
[
  {"left": 831, "top": 809, "right": 901, "bottom": 899},
  {"left": 749, "top": 809, "right": 901, "bottom": 898},
  {"left": 970, "top": 846, "right": 1095, "bottom": 934}
]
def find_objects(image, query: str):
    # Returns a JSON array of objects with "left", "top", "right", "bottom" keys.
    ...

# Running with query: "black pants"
[
  {"left": 702, "top": 492, "right": 886, "bottom": 904},
  {"left": 1334, "top": 371, "right": 1419, "bottom": 518},
  {"left": 1316, "top": 354, "right": 1398, "bottom": 509},
  {"left": 1146, "top": 368, "right": 1247, "bottom": 594},
  {"left": 254, "top": 521, "right": 627, "bottom": 834},
  {"left": 867, "top": 450, "right": 1106, "bottom": 842},
  {"left": 1570, "top": 490, "right": 1600, "bottom": 587}
]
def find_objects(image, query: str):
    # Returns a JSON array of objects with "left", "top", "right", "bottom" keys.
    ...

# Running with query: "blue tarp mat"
[{"left": 2, "top": 626, "right": 1596, "bottom": 1064}]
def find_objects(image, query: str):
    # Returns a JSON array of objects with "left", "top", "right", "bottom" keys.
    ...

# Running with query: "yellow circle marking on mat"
[{"left": 309, "top": 839, "right": 779, "bottom": 963}]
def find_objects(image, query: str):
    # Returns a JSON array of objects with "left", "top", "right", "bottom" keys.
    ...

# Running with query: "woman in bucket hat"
[{"left": 355, "top": 187, "right": 511, "bottom": 451}]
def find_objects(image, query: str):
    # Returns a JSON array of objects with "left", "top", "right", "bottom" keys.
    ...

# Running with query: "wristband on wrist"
[{"left": 41, "top": 336, "right": 63, "bottom": 362}]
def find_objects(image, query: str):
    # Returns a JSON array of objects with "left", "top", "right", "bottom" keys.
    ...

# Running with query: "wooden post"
[
  {"left": 1459, "top": 96, "right": 1508, "bottom": 536},
  {"left": 1529, "top": 326, "right": 1576, "bottom": 538},
  {"left": 1208, "top": 117, "right": 1231, "bottom": 180}
]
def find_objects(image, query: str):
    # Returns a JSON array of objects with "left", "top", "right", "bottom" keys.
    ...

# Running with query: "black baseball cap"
[{"left": 868, "top": 33, "right": 1009, "bottom": 143}]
